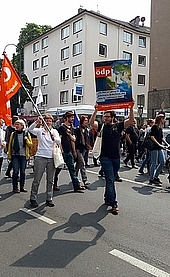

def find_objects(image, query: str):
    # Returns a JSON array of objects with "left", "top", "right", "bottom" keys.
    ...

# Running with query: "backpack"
[{"left": 142, "top": 130, "right": 155, "bottom": 150}]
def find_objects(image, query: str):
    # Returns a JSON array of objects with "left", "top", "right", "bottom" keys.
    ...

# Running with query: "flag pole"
[{"left": 21, "top": 84, "right": 51, "bottom": 132}]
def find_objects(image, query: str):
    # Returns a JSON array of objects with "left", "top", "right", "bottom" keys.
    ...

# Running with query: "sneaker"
[
  {"left": 30, "top": 199, "right": 39, "bottom": 208},
  {"left": 46, "top": 200, "right": 55, "bottom": 207},
  {"left": 154, "top": 177, "right": 162, "bottom": 184},
  {"left": 20, "top": 188, "right": 27, "bottom": 192},
  {"left": 149, "top": 179, "right": 159, "bottom": 185},
  {"left": 53, "top": 186, "right": 60, "bottom": 191},
  {"left": 13, "top": 188, "right": 20, "bottom": 193},
  {"left": 139, "top": 168, "right": 144, "bottom": 174},
  {"left": 5, "top": 174, "right": 12, "bottom": 178},
  {"left": 111, "top": 204, "right": 119, "bottom": 214},
  {"left": 132, "top": 165, "right": 138, "bottom": 169},
  {"left": 83, "top": 181, "right": 90, "bottom": 186},
  {"left": 123, "top": 160, "right": 128, "bottom": 167},
  {"left": 115, "top": 177, "right": 122, "bottom": 182},
  {"left": 98, "top": 170, "right": 105, "bottom": 177}
]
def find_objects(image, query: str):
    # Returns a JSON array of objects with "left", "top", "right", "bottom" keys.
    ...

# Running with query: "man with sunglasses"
[{"left": 89, "top": 102, "right": 135, "bottom": 214}]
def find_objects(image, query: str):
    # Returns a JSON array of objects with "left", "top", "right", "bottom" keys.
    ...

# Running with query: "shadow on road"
[{"left": 11, "top": 204, "right": 108, "bottom": 268}]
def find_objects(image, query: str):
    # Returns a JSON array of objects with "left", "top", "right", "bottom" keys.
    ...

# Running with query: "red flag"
[
  {"left": 1, "top": 54, "right": 22, "bottom": 100},
  {"left": 0, "top": 100, "right": 12, "bottom": 126}
]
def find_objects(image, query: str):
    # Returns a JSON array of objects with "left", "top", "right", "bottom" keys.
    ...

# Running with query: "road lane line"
[
  {"left": 86, "top": 169, "right": 167, "bottom": 189},
  {"left": 109, "top": 249, "right": 170, "bottom": 277},
  {"left": 20, "top": 208, "right": 57, "bottom": 225}
]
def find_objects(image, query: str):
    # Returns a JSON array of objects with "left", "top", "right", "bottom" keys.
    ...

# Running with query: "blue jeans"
[
  {"left": 100, "top": 157, "right": 120, "bottom": 206},
  {"left": 12, "top": 155, "right": 27, "bottom": 190},
  {"left": 150, "top": 149, "right": 165, "bottom": 179},
  {"left": 63, "top": 151, "right": 80, "bottom": 189},
  {"left": 140, "top": 149, "right": 151, "bottom": 170}
]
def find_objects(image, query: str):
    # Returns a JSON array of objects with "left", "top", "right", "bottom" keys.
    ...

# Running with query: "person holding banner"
[
  {"left": 28, "top": 114, "right": 61, "bottom": 208},
  {"left": 89, "top": 102, "right": 135, "bottom": 214}
]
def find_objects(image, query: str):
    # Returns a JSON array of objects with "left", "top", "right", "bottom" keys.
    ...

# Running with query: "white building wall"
[{"left": 24, "top": 10, "right": 150, "bottom": 117}]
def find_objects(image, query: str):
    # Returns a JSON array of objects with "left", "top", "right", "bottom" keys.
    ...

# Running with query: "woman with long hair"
[
  {"left": 149, "top": 114, "right": 169, "bottom": 184},
  {"left": 75, "top": 115, "right": 90, "bottom": 186}
]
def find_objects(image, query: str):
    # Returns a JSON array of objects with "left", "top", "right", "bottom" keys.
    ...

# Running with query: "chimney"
[
  {"left": 78, "top": 5, "right": 84, "bottom": 14},
  {"left": 129, "top": 16, "right": 140, "bottom": 27}
]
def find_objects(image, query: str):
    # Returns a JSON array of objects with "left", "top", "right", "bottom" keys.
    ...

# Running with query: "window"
[
  {"left": 61, "top": 47, "right": 69, "bottom": 60},
  {"left": 73, "top": 19, "right": 82, "bottom": 34},
  {"left": 33, "top": 42, "right": 39, "bottom": 53},
  {"left": 73, "top": 42, "right": 82, "bottom": 56},
  {"left": 72, "top": 64, "right": 82, "bottom": 78},
  {"left": 42, "top": 55, "right": 48, "bottom": 67},
  {"left": 138, "top": 74, "right": 145, "bottom": 85},
  {"left": 42, "top": 94, "right": 48, "bottom": 105},
  {"left": 100, "top": 22, "right": 107, "bottom": 35},
  {"left": 61, "top": 26, "right": 70, "bottom": 39},
  {"left": 137, "top": 94, "right": 145, "bottom": 107},
  {"left": 42, "top": 37, "right": 48, "bottom": 49},
  {"left": 61, "top": 68, "right": 69, "bottom": 81},
  {"left": 123, "top": 51, "right": 132, "bottom": 60},
  {"left": 41, "top": 74, "right": 48, "bottom": 86},
  {"left": 139, "top": 36, "right": 146, "bottom": 48},
  {"left": 99, "top": 43, "right": 107, "bottom": 57},
  {"left": 38, "top": 94, "right": 48, "bottom": 107},
  {"left": 33, "top": 59, "right": 39, "bottom": 70},
  {"left": 138, "top": 55, "right": 146, "bottom": 66},
  {"left": 60, "top": 90, "right": 68, "bottom": 104},
  {"left": 123, "top": 31, "right": 132, "bottom": 44},
  {"left": 72, "top": 89, "right": 81, "bottom": 103},
  {"left": 33, "top": 77, "right": 39, "bottom": 87}
]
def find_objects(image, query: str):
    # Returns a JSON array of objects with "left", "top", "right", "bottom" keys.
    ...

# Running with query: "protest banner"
[{"left": 94, "top": 59, "right": 133, "bottom": 111}]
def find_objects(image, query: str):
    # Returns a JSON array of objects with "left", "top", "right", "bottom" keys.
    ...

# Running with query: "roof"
[{"left": 24, "top": 9, "right": 150, "bottom": 47}]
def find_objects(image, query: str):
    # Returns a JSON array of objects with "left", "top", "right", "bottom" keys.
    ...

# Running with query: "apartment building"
[
  {"left": 148, "top": 0, "right": 170, "bottom": 124},
  {"left": 24, "top": 8, "right": 150, "bottom": 118}
]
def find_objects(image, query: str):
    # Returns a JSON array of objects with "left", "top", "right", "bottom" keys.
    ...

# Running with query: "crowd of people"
[{"left": 0, "top": 106, "right": 170, "bottom": 214}]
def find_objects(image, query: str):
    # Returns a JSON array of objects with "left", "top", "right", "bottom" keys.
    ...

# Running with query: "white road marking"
[
  {"left": 20, "top": 208, "right": 57, "bottom": 225},
  {"left": 109, "top": 249, "right": 170, "bottom": 277},
  {"left": 86, "top": 169, "right": 168, "bottom": 190}
]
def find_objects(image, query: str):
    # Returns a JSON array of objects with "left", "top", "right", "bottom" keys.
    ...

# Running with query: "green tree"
[{"left": 11, "top": 23, "right": 52, "bottom": 114}]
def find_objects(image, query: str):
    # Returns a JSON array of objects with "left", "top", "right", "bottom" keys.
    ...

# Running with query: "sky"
[{"left": 0, "top": 0, "right": 151, "bottom": 59}]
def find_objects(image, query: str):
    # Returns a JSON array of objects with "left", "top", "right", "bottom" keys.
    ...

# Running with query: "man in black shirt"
[
  {"left": 54, "top": 111, "right": 85, "bottom": 192},
  {"left": 89, "top": 102, "right": 135, "bottom": 213}
]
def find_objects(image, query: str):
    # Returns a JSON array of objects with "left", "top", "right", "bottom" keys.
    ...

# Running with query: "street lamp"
[{"left": 3, "top": 43, "right": 22, "bottom": 115}]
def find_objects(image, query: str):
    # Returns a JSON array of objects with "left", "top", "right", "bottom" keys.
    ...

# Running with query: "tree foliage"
[{"left": 10, "top": 23, "right": 52, "bottom": 114}]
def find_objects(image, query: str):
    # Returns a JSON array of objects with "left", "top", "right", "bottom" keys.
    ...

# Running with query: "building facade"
[
  {"left": 148, "top": 0, "right": 170, "bottom": 124},
  {"left": 24, "top": 8, "right": 150, "bottom": 119}
]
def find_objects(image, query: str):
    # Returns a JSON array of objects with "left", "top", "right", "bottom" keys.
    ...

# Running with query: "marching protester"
[
  {"left": 54, "top": 111, "right": 86, "bottom": 192},
  {"left": 138, "top": 118, "right": 154, "bottom": 174},
  {"left": 89, "top": 101, "right": 135, "bottom": 213},
  {"left": 8, "top": 119, "right": 32, "bottom": 193},
  {"left": 149, "top": 113, "right": 169, "bottom": 185},
  {"left": 123, "top": 119, "right": 139, "bottom": 169},
  {"left": 4, "top": 115, "right": 19, "bottom": 178},
  {"left": 28, "top": 114, "right": 61, "bottom": 208},
  {"left": 0, "top": 118, "right": 6, "bottom": 175},
  {"left": 74, "top": 115, "right": 90, "bottom": 186}
]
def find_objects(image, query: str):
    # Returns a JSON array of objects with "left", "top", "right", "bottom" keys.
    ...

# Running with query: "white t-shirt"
[{"left": 28, "top": 122, "right": 61, "bottom": 158}]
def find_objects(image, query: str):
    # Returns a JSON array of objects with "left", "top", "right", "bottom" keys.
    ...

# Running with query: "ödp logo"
[{"left": 95, "top": 66, "right": 112, "bottom": 78}]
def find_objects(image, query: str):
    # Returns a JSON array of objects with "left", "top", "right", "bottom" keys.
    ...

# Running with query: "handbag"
[
  {"left": 92, "top": 124, "right": 104, "bottom": 159},
  {"left": 142, "top": 132, "right": 155, "bottom": 150},
  {"left": 53, "top": 143, "right": 65, "bottom": 168}
]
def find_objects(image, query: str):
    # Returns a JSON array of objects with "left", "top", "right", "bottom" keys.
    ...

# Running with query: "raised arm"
[
  {"left": 89, "top": 103, "right": 98, "bottom": 128},
  {"left": 124, "top": 100, "right": 135, "bottom": 129}
]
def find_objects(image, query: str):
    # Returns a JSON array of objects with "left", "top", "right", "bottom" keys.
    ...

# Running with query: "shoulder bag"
[
  {"left": 92, "top": 124, "right": 104, "bottom": 159},
  {"left": 53, "top": 143, "right": 65, "bottom": 168}
]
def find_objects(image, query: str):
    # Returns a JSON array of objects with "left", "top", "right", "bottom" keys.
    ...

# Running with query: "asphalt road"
[{"left": 1, "top": 155, "right": 170, "bottom": 277}]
